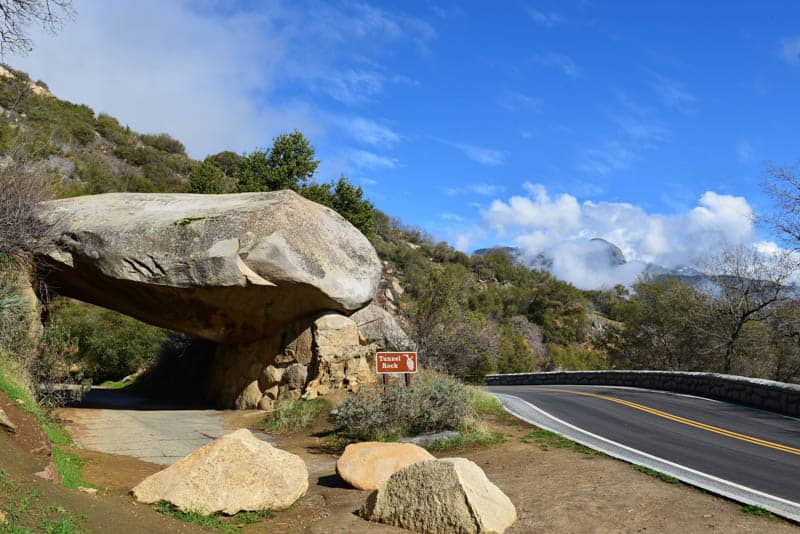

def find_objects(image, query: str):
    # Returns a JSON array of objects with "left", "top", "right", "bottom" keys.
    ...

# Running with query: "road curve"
[{"left": 489, "top": 384, "right": 800, "bottom": 520}]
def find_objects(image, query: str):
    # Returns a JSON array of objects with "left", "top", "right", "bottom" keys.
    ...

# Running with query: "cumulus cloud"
[
  {"left": 480, "top": 184, "right": 757, "bottom": 289},
  {"left": 12, "top": 0, "right": 430, "bottom": 158}
]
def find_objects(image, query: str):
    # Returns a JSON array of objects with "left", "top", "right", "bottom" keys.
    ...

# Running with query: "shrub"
[
  {"left": 548, "top": 343, "right": 609, "bottom": 370},
  {"left": 140, "top": 133, "right": 186, "bottom": 155},
  {"left": 189, "top": 158, "right": 228, "bottom": 194},
  {"left": 47, "top": 300, "right": 167, "bottom": 382},
  {"left": 333, "top": 372, "right": 473, "bottom": 440},
  {"left": 260, "top": 398, "right": 330, "bottom": 432}
]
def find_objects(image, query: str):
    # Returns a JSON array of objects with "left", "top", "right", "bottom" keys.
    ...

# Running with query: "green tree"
[
  {"left": 236, "top": 130, "right": 319, "bottom": 192},
  {"left": 189, "top": 158, "right": 227, "bottom": 194},
  {"left": 208, "top": 150, "right": 244, "bottom": 177},
  {"left": 607, "top": 277, "right": 710, "bottom": 371},
  {"left": 300, "top": 176, "right": 376, "bottom": 236}
]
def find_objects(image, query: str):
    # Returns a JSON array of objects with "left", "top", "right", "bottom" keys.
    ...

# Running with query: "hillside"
[{"left": 2, "top": 64, "right": 800, "bottom": 397}]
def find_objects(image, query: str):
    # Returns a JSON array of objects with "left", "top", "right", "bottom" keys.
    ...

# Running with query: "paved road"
[
  {"left": 489, "top": 384, "right": 800, "bottom": 504},
  {"left": 56, "top": 387, "right": 271, "bottom": 465}
]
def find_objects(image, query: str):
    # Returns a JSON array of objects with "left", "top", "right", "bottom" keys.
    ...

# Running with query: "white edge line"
[{"left": 493, "top": 392, "right": 800, "bottom": 523}]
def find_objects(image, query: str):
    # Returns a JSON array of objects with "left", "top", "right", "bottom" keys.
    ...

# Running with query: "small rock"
[
  {"left": 0, "top": 509, "right": 7, "bottom": 524},
  {"left": 0, "top": 408, "right": 16, "bottom": 433},
  {"left": 336, "top": 442, "right": 435, "bottom": 491},
  {"left": 133, "top": 429, "right": 308, "bottom": 515},
  {"left": 35, "top": 462, "right": 60, "bottom": 483},
  {"left": 78, "top": 486, "right": 98, "bottom": 495},
  {"left": 399, "top": 430, "right": 460, "bottom": 448},
  {"left": 361, "top": 458, "right": 517, "bottom": 534}
]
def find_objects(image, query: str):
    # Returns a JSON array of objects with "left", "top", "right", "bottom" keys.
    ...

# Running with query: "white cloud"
[
  {"left": 781, "top": 36, "right": 800, "bottom": 65},
  {"left": 650, "top": 73, "right": 696, "bottom": 113},
  {"left": 347, "top": 149, "right": 399, "bottom": 170},
  {"left": 335, "top": 116, "right": 401, "bottom": 146},
  {"left": 498, "top": 90, "right": 543, "bottom": 112},
  {"left": 579, "top": 141, "right": 636, "bottom": 175},
  {"left": 11, "top": 0, "right": 431, "bottom": 158},
  {"left": 436, "top": 139, "right": 508, "bottom": 166},
  {"left": 447, "top": 183, "right": 506, "bottom": 196},
  {"left": 533, "top": 52, "right": 580, "bottom": 78},
  {"left": 480, "top": 184, "right": 757, "bottom": 289},
  {"left": 439, "top": 212, "right": 464, "bottom": 222},
  {"left": 737, "top": 140, "right": 754, "bottom": 163},
  {"left": 526, "top": 8, "right": 563, "bottom": 27}
]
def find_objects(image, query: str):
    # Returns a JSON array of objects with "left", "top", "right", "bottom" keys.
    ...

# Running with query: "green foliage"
[
  {"left": 333, "top": 372, "right": 473, "bottom": 441},
  {"left": 260, "top": 398, "right": 330, "bottom": 433},
  {"left": 207, "top": 150, "right": 244, "bottom": 177},
  {"left": 496, "top": 328, "right": 538, "bottom": 374},
  {"left": 188, "top": 158, "right": 228, "bottom": 194},
  {"left": 527, "top": 279, "right": 588, "bottom": 344},
  {"left": 427, "top": 427, "right": 505, "bottom": 451},
  {"left": 631, "top": 465, "right": 679, "bottom": 484},
  {"left": 411, "top": 263, "right": 500, "bottom": 381},
  {"left": 140, "top": 133, "right": 185, "bottom": 155},
  {"left": 301, "top": 176, "right": 375, "bottom": 236},
  {"left": 94, "top": 113, "right": 133, "bottom": 145},
  {"left": 606, "top": 277, "right": 712, "bottom": 371},
  {"left": 468, "top": 386, "right": 506, "bottom": 416},
  {"left": 740, "top": 505, "right": 775, "bottom": 518},
  {"left": 154, "top": 501, "right": 274, "bottom": 531},
  {"left": 236, "top": 130, "right": 319, "bottom": 192},
  {"left": 51, "top": 448, "right": 89, "bottom": 490},
  {"left": 46, "top": 300, "right": 167, "bottom": 382},
  {"left": 548, "top": 343, "right": 609, "bottom": 371}
]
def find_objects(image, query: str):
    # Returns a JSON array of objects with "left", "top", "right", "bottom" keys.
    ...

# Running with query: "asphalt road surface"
[{"left": 489, "top": 384, "right": 800, "bottom": 504}]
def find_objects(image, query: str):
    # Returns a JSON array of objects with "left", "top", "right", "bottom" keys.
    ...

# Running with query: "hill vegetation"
[{"left": 1, "top": 65, "right": 800, "bottom": 410}]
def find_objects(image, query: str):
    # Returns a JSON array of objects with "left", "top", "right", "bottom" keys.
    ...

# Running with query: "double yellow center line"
[{"left": 538, "top": 388, "right": 800, "bottom": 456}]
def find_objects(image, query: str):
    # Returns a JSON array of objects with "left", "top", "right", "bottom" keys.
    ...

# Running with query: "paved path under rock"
[{"left": 57, "top": 388, "right": 271, "bottom": 465}]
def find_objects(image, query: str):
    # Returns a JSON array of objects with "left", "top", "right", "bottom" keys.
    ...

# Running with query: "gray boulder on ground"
[
  {"left": 35, "top": 191, "right": 382, "bottom": 343},
  {"left": 132, "top": 429, "right": 308, "bottom": 515},
  {"left": 361, "top": 457, "right": 517, "bottom": 534}
]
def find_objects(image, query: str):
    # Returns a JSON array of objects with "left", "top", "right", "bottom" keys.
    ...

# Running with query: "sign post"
[{"left": 375, "top": 352, "right": 418, "bottom": 399}]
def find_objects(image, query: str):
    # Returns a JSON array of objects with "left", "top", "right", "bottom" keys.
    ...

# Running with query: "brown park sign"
[{"left": 376, "top": 352, "right": 418, "bottom": 374}]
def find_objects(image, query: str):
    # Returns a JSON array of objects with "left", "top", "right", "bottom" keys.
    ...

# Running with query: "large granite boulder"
[
  {"left": 336, "top": 441, "right": 434, "bottom": 490},
  {"left": 132, "top": 429, "right": 308, "bottom": 515},
  {"left": 35, "top": 191, "right": 381, "bottom": 343},
  {"left": 351, "top": 303, "right": 414, "bottom": 351},
  {"left": 361, "top": 458, "right": 517, "bottom": 534}
]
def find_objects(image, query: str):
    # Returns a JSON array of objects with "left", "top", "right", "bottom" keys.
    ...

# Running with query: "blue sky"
[{"left": 12, "top": 1, "right": 800, "bottom": 286}]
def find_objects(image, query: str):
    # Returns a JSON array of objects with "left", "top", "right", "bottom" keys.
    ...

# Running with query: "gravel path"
[{"left": 57, "top": 388, "right": 271, "bottom": 465}]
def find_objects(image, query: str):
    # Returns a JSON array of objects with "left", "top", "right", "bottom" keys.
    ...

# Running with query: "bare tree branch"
[{"left": 0, "top": 0, "right": 74, "bottom": 57}]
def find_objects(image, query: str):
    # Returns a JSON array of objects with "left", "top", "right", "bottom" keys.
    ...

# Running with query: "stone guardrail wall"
[{"left": 485, "top": 370, "right": 800, "bottom": 417}]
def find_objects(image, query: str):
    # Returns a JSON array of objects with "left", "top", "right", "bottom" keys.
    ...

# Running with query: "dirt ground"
[{"left": 1, "top": 392, "right": 798, "bottom": 533}]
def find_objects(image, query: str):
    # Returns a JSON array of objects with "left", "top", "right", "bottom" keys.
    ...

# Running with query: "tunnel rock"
[{"left": 35, "top": 191, "right": 382, "bottom": 407}]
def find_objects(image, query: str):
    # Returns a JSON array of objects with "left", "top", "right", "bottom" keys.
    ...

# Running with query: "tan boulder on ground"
[
  {"left": 132, "top": 429, "right": 308, "bottom": 515},
  {"left": 336, "top": 441, "right": 435, "bottom": 490},
  {"left": 361, "top": 457, "right": 517, "bottom": 534}
]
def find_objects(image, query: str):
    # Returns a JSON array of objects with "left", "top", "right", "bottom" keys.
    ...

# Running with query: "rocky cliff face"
[{"left": 34, "top": 191, "right": 383, "bottom": 407}]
